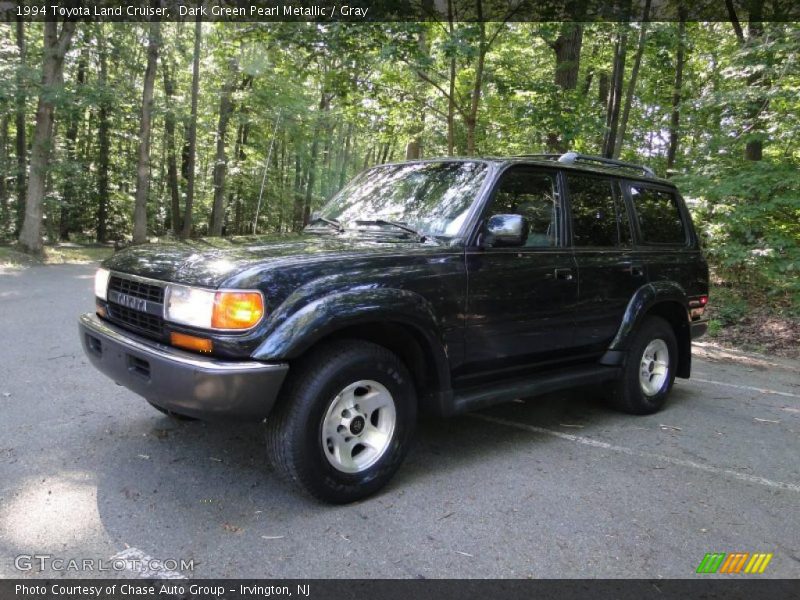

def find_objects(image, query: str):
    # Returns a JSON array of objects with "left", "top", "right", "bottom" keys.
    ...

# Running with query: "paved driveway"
[{"left": 1, "top": 264, "right": 798, "bottom": 578}]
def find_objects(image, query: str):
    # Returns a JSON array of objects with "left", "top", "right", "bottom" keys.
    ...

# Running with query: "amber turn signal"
[
  {"left": 170, "top": 332, "right": 213, "bottom": 353},
  {"left": 211, "top": 291, "right": 265, "bottom": 330}
]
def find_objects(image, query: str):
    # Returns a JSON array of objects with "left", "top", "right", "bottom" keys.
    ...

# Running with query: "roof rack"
[{"left": 519, "top": 152, "right": 656, "bottom": 178}]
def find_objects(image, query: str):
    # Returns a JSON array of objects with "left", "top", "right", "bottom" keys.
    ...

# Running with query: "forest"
[{"left": 0, "top": 9, "right": 798, "bottom": 350}]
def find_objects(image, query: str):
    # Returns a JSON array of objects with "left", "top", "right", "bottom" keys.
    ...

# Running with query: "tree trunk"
[
  {"left": 602, "top": 26, "right": 628, "bottom": 158},
  {"left": 229, "top": 122, "right": 243, "bottom": 235},
  {"left": 446, "top": 0, "right": 456, "bottom": 156},
  {"left": 133, "top": 19, "right": 161, "bottom": 244},
  {"left": 232, "top": 121, "right": 249, "bottom": 235},
  {"left": 0, "top": 115, "right": 8, "bottom": 231},
  {"left": 614, "top": 0, "right": 651, "bottom": 159},
  {"left": 181, "top": 19, "right": 201, "bottom": 239},
  {"left": 15, "top": 18, "right": 27, "bottom": 236},
  {"left": 465, "top": 13, "right": 486, "bottom": 156},
  {"left": 210, "top": 60, "right": 238, "bottom": 236},
  {"left": 744, "top": 4, "right": 765, "bottom": 161},
  {"left": 598, "top": 71, "right": 609, "bottom": 107},
  {"left": 162, "top": 61, "right": 181, "bottom": 235},
  {"left": 339, "top": 122, "right": 353, "bottom": 188},
  {"left": 59, "top": 43, "right": 86, "bottom": 241},
  {"left": 320, "top": 122, "right": 334, "bottom": 199},
  {"left": 666, "top": 12, "right": 687, "bottom": 171},
  {"left": 17, "top": 20, "right": 76, "bottom": 255},
  {"left": 301, "top": 93, "right": 329, "bottom": 230},
  {"left": 97, "top": 28, "right": 110, "bottom": 243},
  {"left": 548, "top": 23, "right": 583, "bottom": 152},
  {"left": 292, "top": 153, "right": 304, "bottom": 230}
]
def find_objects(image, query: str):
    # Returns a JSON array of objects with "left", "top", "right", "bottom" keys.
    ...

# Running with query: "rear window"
[{"left": 629, "top": 185, "right": 687, "bottom": 245}]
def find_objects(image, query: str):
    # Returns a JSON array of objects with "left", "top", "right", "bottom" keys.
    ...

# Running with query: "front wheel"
[
  {"left": 607, "top": 316, "right": 677, "bottom": 415},
  {"left": 265, "top": 340, "right": 417, "bottom": 503}
]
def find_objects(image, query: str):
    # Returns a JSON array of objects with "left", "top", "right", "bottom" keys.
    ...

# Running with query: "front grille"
[
  {"left": 106, "top": 273, "right": 166, "bottom": 339},
  {"left": 107, "top": 302, "right": 165, "bottom": 337},
  {"left": 109, "top": 275, "right": 164, "bottom": 303}
]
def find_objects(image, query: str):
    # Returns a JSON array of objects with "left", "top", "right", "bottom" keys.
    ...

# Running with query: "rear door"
[
  {"left": 625, "top": 181, "right": 702, "bottom": 294},
  {"left": 565, "top": 172, "right": 646, "bottom": 353},
  {"left": 462, "top": 166, "right": 579, "bottom": 377}
]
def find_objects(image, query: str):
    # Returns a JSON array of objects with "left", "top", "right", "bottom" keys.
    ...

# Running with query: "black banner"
[
  {"left": 3, "top": 0, "right": 800, "bottom": 23},
  {"left": 2, "top": 579, "right": 799, "bottom": 600}
]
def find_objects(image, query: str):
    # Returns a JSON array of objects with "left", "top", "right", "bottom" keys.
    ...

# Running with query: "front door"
[{"left": 462, "top": 166, "right": 579, "bottom": 378}]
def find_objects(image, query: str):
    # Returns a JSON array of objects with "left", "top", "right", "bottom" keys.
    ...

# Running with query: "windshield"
[{"left": 318, "top": 161, "right": 488, "bottom": 238}]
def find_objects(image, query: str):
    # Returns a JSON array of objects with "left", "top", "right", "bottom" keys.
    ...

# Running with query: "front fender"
[{"left": 252, "top": 286, "right": 448, "bottom": 365}]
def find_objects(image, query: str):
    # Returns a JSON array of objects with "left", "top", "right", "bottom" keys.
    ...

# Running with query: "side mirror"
[{"left": 483, "top": 214, "right": 529, "bottom": 247}]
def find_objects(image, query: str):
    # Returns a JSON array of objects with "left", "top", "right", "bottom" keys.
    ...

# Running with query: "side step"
[{"left": 451, "top": 364, "right": 620, "bottom": 415}]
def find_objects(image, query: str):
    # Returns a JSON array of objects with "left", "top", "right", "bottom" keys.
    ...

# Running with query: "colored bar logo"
[{"left": 696, "top": 552, "right": 773, "bottom": 574}]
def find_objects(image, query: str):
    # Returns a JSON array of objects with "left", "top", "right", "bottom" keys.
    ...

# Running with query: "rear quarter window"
[{"left": 629, "top": 185, "right": 687, "bottom": 245}]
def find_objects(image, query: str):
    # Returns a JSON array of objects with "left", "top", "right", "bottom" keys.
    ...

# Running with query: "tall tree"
[
  {"left": 18, "top": 19, "right": 77, "bottom": 254},
  {"left": 602, "top": 24, "right": 628, "bottom": 158},
  {"left": 209, "top": 58, "right": 239, "bottom": 236},
  {"left": 0, "top": 116, "right": 8, "bottom": 231},
  {"left": 59, "top": 40, "right": 87, "bottom": 241},
  {"left": 666, "top": 11, "right": 688, "bottom": 171},
  {"left": 181, "top": 19, "right": 201, "bottom": 239},
  {"left": 614, "top": 0, "right": 651, "bottom": 158},
  {"left": 464, "top": 2, "right": 487, "bottom": 155},
  {"left": 547, "top": 23, "right": 583, "bottom": 152},
  {"left": 14, "top": 17, "right": 27, "bottom": 236},
  {"left": 96, "top": 26, "right": 110, "bottom": 243},
  {"left": 133, "top": 19, "right": 161, "bottom": 244},
  {"left": 162, "top": 59, "right": 181, "bottom": 235}
]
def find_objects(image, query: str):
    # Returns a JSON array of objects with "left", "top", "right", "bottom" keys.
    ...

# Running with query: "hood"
[{"left": 103, "top": 233, "right": 433, "bottom": 288}]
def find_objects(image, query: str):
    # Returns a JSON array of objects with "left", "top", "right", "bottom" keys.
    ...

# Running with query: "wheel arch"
[
  {"left": 603, "top": 282, "right": 692, "bottom": 378},
  {"left": 252, "top": 288, "right": 454, "bottom": 416}
]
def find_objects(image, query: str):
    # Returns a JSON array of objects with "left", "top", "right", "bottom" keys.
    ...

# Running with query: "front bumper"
[{"left": 78, "top": 313, "right": 288, "bottom": 420}]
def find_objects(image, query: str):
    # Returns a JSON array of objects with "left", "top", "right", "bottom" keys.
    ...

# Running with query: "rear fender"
[{"left": 601, "top": 281, "right": 692, "bottom": 377}]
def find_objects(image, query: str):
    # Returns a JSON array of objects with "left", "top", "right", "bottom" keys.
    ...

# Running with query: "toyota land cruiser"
[{"left": 79, "top": 152, "right": 709, "bottom": 503}]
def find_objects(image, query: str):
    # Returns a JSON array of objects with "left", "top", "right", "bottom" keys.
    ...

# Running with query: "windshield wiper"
[
  {"left": 305, "top": 216, "right": 344, "bottom": 233},
  {"left": 355, "top": 219, "right": 426, "bottom": 242}
]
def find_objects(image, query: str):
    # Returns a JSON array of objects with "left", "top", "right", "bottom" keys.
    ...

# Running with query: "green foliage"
[{"left": 0, "top": 20, "right": 797, "bottom": 313}]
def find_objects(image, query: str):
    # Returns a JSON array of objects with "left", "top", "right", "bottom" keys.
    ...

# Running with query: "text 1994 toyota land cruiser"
[{"left": 79, "top": 152, "right": 709, "bottom": 503}]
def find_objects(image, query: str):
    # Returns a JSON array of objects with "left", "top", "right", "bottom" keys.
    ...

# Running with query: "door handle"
[
  {"left": 554, "top": 268, "right": 574, "bottom": 281},
  {"left": 621, "top": 263, "right": 645, "bottom": 277}
]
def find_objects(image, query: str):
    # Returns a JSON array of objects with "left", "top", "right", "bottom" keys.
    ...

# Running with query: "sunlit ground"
[
  {"left": 0, "top": 245, "right": 113, "bottom": 269},
  {"left": 1, "top": 472, "right": 103, "bottom": 549}
]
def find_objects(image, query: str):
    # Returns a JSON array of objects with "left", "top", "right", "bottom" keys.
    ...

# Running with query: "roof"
[{"left": 386, "top": 153, "right": 672, "bottom": 186}]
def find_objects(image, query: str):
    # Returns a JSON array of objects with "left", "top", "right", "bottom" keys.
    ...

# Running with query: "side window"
[
  {"left": 488, "top": 168, "right": 559, "bottom": 247},
  {"left": 629, "top": 186, "right": 687, "bottom": 245},
  {"left": 566, "top": 174, "right": 631, "bottom": 247}
]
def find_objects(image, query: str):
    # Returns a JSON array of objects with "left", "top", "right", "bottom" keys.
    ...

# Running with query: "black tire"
[
  {"left": 146, "top": 401, "right": 198, "bottom": 421},
  {"left": 607, "top": 316, "right": 678, "bottom": 415},
  {"left": 265, "top": 339, "right": 417, "bottom": 504}
]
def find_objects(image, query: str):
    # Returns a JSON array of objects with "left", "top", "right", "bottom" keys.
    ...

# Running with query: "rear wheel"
[
  {"left": 607, "top": 316, "right": 677, "bottom": 415},
  {"left": 265, "top": 340, "right": 417, "bottom": 503}
]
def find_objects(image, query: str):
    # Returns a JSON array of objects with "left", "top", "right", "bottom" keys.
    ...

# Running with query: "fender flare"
[
  {"left": 252, "top": 286, "right": 452, "bottom": 397},
  {"left": 602, "top": 281, "right": 691, "bottom": 374}
]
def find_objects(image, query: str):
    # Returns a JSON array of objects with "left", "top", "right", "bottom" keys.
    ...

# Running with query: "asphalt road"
[{"left": 1, "top": 263, "right": 798, "bottom": 579}]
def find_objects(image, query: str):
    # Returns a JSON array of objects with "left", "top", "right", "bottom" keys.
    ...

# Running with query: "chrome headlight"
[
  {"left": 165, "top": 285, "right": 265, "bottom": 330},
  {"left": 94, "top": 268, "right": 111, "bottom": 300},
  {"left": 164, "top": 285, "right": 216, "bottom": 328}
]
